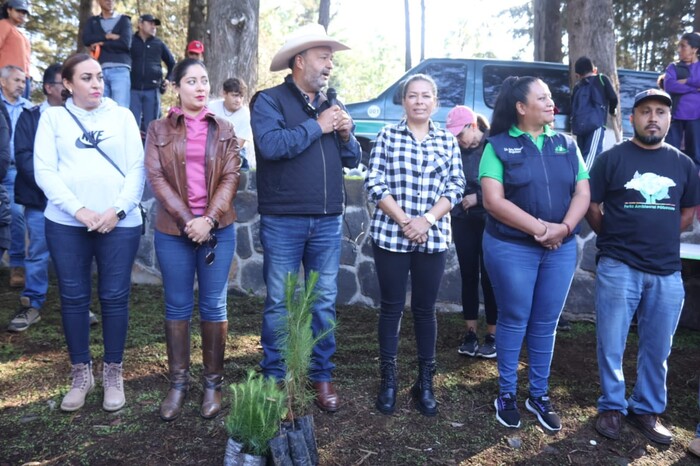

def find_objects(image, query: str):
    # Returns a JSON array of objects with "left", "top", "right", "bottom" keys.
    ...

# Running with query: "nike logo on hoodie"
[{"left": 75, "top": 130, "right": 112, "bottom": 149}]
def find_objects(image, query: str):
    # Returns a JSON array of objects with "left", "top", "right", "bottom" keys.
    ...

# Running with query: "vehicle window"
[
  {"left": 618, "top": 72, "right": 659, "bottom": 135},
  {"left": 392, "top": 62, "right": 468, "bottom": 109},
  {"left": 483, "top": 65, "right": 571, "bottom": 115}
]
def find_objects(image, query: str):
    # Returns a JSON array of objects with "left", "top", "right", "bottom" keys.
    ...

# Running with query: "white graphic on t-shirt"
[{"left": 624, "top": 171, "right": 676, "bottom": 204}]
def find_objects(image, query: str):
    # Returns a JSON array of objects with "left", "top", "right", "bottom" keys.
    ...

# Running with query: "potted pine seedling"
[
  {"left": 223, "top": 370, "right": 288, "bottom": 466},
  {"left": 268, "top": 271, "right": 334, "bottom": 466}
]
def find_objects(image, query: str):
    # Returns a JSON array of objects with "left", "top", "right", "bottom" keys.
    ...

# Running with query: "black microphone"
[
  {"left": 327, "top": 88, "right": 340, "bottom": 149},
  {"left": 327, "top": 87, "right": 337, "bottom": 106}
]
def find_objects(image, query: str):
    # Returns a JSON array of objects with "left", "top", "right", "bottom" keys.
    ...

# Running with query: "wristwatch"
[
  {"left": 114, "top": 207, "right": 126, "bottom": 221},
  {"left": 423, "top": 212, "right": 436, "bottom": 226}
]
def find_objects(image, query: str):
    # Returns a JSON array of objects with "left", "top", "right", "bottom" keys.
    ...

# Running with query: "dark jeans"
[
  {"left": 667, "top": 118, "right": 700, "bottom": 167},
  {"left": 451, "top": 214, "right": 497, "bottom": 325},
  {"left": 576, "top": 126, "right": 605, "bottom": 171},
  {"left": 130, "top": 88, "right": 161, "bottom": 134},
  {"left": 155, "top": 224, "right": 235, "bottom": 322},
  {"left": 372, "top": 241, "right": 447, "bottom": 362},
  {"left": 46, "top": 220, "right": 141, "bottom": 364}
]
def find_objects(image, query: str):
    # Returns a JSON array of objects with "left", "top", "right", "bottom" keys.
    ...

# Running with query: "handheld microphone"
[
  {"left": 327, "top": 87, "right": 337, "bottom": 107},
  {"left": 327, "top": 88, "right": 340, "bottom": 149}
]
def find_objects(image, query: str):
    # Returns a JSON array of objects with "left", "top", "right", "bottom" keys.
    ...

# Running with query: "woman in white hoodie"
[{"left": 34, "top": 53, "right": 145, "bottom": 413}]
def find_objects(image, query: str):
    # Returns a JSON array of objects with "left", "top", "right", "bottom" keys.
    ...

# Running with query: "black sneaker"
[
  {"left": 458, "top": 330, "right": 479, "bottom": 356},
  {"left": 526, "top": 395, "right": 561, "bottom": 431},
  {"left": 477, "top": 333, "right": 496, "bottom": 358},
  {"left": 495, "top": 393, "right": 520, "bottom": 428}
]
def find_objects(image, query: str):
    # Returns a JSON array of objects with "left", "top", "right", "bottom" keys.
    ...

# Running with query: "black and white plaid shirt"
[{"left": 365, "top": 119, "right": 465, "bottom": 253}]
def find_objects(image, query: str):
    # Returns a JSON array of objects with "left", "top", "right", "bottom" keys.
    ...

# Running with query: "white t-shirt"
[{"left": 209, "top": 99, "right": 255, "bottom": 169}]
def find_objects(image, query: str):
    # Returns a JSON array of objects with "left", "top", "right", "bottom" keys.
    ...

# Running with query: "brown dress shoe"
[
  {"left": 595, "top": 410, "right": 622, "bottom": 440},
  {"left": 312, "top": 381, "right": 339, "bottom": 413},
  {"left": 626, "top": 411, "right": 673, "bottom": 445},
  {"left": 10, "top": 267, "right": 25, "bottom": 288}
]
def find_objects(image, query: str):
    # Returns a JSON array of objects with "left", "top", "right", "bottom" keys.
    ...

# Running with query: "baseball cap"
[
  {"left": 633, "top": 89, "right": 672, "bottom": 108},
  {"left": 7, "top": 0, "right": 30, "bottom": 14},
  {"left": 446, "top": 105, "right": 476, "bottom": 137},
  {"left": 187, "top": 40, "right": 205, "bottom": 54},
  {"left": 139, "top": 14, "right": 161, "bottom": 26}
]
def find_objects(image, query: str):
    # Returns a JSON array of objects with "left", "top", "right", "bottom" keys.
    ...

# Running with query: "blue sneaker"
[
  {"left": 458, "top": 330, "right": 479, "bottom": 356},
  {"left": 495, "top": 393, "right": 520, "bottom": 428},
  {"left": 526, "top": 395, "right": 561, "bottom": 431}
]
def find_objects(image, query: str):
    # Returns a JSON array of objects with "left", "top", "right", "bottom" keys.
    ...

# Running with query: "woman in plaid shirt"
[{"left": 365, "top": 74, "right": 465, "bottom": 417}]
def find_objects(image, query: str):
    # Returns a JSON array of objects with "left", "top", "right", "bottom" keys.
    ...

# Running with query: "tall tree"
[
  {"left": 695, "top": 0, "right": 700, "bottom": 31},
  {"left": 404, "top": 0, "right": 411, "bottom": 71},
  {"left": 318, "top": 0, "right": 330, "bottom": 31},
  {"left": 420, "top": 0, "right": 425, "bottom": 62},
  {"left": 533, "top": 0, "right": 563, "bottom": 62},
  {"left": 188, "top": 0, "right": 207, "bottom": 44},
  {"left": 77, "top": 0, "right": 94, "bottom": 52},
  {"left": 568, "top": 0, "right": 621, "bottom": 140},
  {"left": 204, "top": 0, "right": 260, "bottom": 98}
]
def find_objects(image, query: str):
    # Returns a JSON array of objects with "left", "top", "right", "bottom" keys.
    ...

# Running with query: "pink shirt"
[{"left": 170, "top": 107, "right": 209, "bottom": 214}]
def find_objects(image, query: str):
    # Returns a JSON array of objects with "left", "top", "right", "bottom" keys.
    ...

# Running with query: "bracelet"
[
  {"left": 562, "top": 221, "right": 572, "bottom": 236},
  {"left": 203, "top": 216, "right": 216, "bottom": 228}
]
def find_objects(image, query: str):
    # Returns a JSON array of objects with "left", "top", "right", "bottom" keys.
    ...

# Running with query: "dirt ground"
[{"left": 1, "top": 274, "right": 699, "bottom": 466}]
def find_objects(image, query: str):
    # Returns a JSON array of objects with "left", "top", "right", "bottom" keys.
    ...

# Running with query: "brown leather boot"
[
  {"left": 160, "top": 320, "right": 190, "bottom": 421},
  {"left": 200, "top": 320, "right": 227, "bottom": 419}
]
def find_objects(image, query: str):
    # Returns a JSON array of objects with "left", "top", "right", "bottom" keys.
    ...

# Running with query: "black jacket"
[
  {"left": 82, "top": 14, "right": 132, "bottom": 67},
  {"left": 0, "top": 100, "right": 12, "bottom": 250},
  {"left": 130, "top": 34, "right": 175, "bottom": 91},
  {"left": 14, "top": 105, "right": 46, "bottom": 209}
]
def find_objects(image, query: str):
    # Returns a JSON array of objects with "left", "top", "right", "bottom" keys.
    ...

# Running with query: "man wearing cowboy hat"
[{"left": 251, "top": 23, "right": 361, "bottom": 413}]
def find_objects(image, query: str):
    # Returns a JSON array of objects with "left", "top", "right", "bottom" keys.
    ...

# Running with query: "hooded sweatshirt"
[{"left": 34, "top": 97, "right": 145, "bottom": 227}]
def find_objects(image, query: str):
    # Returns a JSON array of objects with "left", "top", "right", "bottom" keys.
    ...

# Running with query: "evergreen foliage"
[
  {"left": 278, "top": 271, "right": 335, "bottom": 422},
  {"left": 224, "top": 370, "right": 288, "bottom": 457}
]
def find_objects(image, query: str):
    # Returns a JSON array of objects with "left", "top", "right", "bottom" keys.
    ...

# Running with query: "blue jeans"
[
  {"left": 129, "top": 88, "right": 160, "bottom": 133},
  {"left": 2, "top": 167, "right": 26, "bottom": 267},
  {"left": 154, "top": 224, "right": 235, "bottom": 322},
  {"left": 23, "top": 208, "right": 49, "bottom": 309},
  {"left": 102, "top": 66, "right": 131, "bottom": 108},
  {"left": 483, "top": 232, "right": 576, "bottom": 397},
  {"left": 595, "top": 256, "right": 684, "bottom": 415},
  {"left": 259, "top": 214, "right": 342, "bottom": 382},
  {"left": 372, "top": 242, "right": 446, "bottom": 362},
  {"left": 45, "top": 220, "right": 141, "bottom": 364}
]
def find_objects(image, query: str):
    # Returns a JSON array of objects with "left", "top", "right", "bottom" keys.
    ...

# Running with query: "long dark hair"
[{"left": 489, "top": 76, "right": 539, "bottom": 137}]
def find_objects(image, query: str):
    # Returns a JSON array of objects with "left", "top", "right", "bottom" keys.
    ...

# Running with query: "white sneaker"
[
  {"left": 60, "top": 362, "right": 95, "bottom": 411},
  {"left": 102, "top": 362, "right": 125, "bottom": 411}
]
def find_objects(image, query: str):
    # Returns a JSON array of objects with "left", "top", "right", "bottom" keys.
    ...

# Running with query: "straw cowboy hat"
[{"left": 270, "top": 23, "right": 350, "bottom": 72}]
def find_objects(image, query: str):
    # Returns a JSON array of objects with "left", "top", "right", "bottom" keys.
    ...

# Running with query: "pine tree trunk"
[
  {"left": 318, "top": 0, "right": 330, "bottom": 31},
  {"left": 568, "top": 0, "right": 621, "bottom": 141},
  {"left": 188, "top": 0, "right": 207, "bottom": 45},
  {"left": 77, "top": 0, "right": 95, "bottom": 52},
  {"left": 534, "top": 0, "right": 563, "bottom": 63},
  {"left": 404, "top": 0, "right": 411, "bottom": 71},
  {"left": 204, "top": 0, "right": 259, "bottom": 98}
]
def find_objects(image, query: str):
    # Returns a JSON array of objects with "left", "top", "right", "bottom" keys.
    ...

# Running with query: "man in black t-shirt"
[{"left": 587, "top": 89, "right": 700, "bottom": 445}]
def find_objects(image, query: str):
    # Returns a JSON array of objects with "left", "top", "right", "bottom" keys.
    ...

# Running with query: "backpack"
[{"left": 570, "top": 74, "right": 607, "bottom": 136}]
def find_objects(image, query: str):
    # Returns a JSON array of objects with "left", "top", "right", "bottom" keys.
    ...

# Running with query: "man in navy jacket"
[{"left": 129, "top": 14, "right": 175, "bottom": 135}]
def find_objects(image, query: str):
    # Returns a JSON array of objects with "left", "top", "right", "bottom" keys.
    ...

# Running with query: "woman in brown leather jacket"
[{"left": 145, "top": 58, "right": 241, "bottom": 421}]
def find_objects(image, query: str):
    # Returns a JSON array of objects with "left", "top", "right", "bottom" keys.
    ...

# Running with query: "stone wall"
[{"left": 134, "top": 173, "right": 700, "bottom": 328}]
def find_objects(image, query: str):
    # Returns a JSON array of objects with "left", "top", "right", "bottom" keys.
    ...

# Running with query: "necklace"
[{"left": 223, "top": 106, "right": 236, "bottom": 117}]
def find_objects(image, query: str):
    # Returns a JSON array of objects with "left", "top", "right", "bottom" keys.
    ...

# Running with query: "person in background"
[
  {"left": 146, "top": 58, "right": 240, "bottom": 422},
  {"left": 209, "top": 77, "right": 255, "bottom": 170},
  {"left": 0, "top": 99, "right": 11, "bottom": 268},
  {"left": 34, "top": 53, "right": 144, "bottom": 413},
  {"left": 82, "top": 0, "right": 132, "bottom": 108},
  {"left": 445, "top": 105, "right": 498, "bottom": 359},
  {"left": 250, "top": 24, "right": 361, "bottom": 413},
  {"left": 186, "top": 40, "right": 204, "bottom": 61},
  {"left": 0, "top": 64, "right": 30, "bottom": 288},
  {"left": 664, "top": 31, "right": 700, "bottom": 166},
  {"left": 366, "top": 74, "right": 465, "bottom": 417},
  {"left": 0, "top": 0, "right": 31, "bottom": 99},
  {"left": 570, "top": 56, "right": 618, "bottom": 170},
  {"left": 7, "top": 64, "right": 62, "bottom": 333},
  {"left": 129, "top": 14, "right": 175, "bottom": 136},
  {"left": 587, "top": 89, "right": 700, "bottom": 445},
  {"left": 480, "top": 76, "right": 590, "bottom": 432}
]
